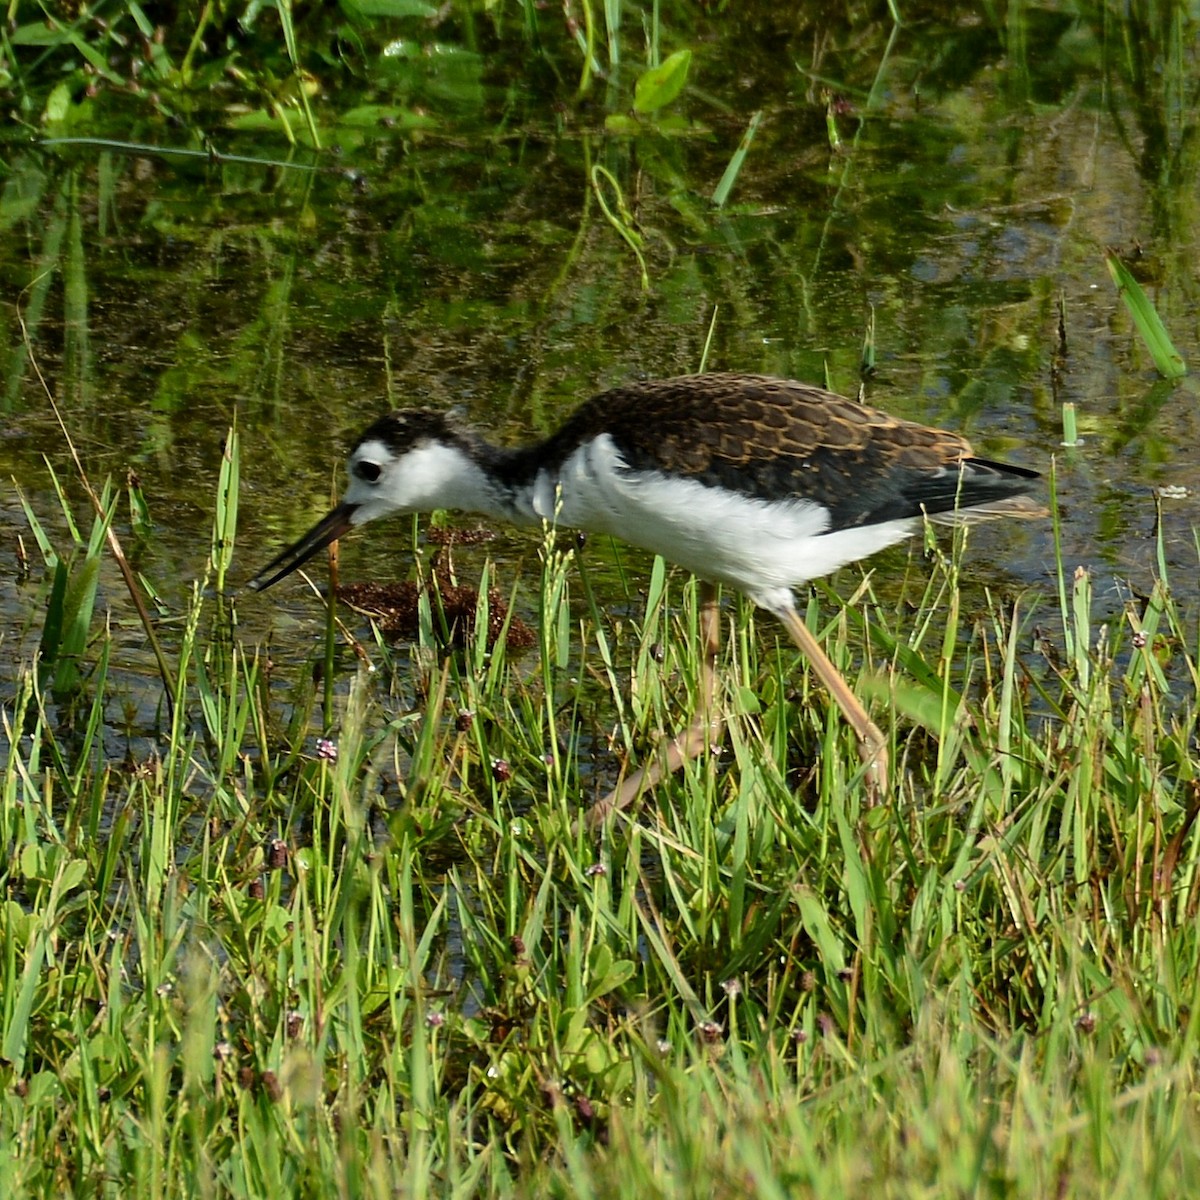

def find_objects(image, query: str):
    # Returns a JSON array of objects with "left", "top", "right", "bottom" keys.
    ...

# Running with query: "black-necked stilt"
[{"left": 251, "top": 373, "right": 1044, "bottom": 816}]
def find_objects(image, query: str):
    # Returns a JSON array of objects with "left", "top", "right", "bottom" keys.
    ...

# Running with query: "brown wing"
[{"left": 534, "top": 374, "right": 1039, "bottom": 530}]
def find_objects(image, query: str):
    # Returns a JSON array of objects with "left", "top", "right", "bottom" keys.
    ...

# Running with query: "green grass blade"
[
  {"left": 210, "top": 426, "right": 239, "bottom": 590},
  {"left": 711, "top": 109, "right": 762, "bottom": 209},
  {"left": 1105, "top": 251, "right": 1187, "bottom": 379}
]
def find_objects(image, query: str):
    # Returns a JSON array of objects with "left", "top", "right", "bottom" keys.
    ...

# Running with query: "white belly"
[{"left": 528, "top": 436, "right": 918, "bottom": 612}]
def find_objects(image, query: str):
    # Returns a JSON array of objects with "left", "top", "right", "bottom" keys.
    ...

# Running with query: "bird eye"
[{"left": 354, "top": 460, "right": 382, "bottom": 484}]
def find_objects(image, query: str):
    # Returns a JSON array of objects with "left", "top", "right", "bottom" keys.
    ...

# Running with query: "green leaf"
[
  {"left": 55, "top": 553, "right": 101, "bottom": 694},
  {"left": 2, "top": 927, "right": 44, "bottom": 1071},
  {"left": 20, "top": 844, "right": 44, "bottom": 881},
  {"left": 44, "top": 81, "right": 73, "bottom": 125},
  {"left": 211, "top": 426, "right": 239, "bottom": 586},
  {"left": 344, "top": 0, "right": 439, "bottom": 14},
  {"left": 10, "top": 22, "right": 70, "bottom": 45},
  {"left": 338, "top": 104, "right": 437, "bottom": 131},
  {"left": 795, "top": 888, "right": 846, "bottom": 975},
  {"left": 128, "top": 472, "right": 152, "bottom": 538},
  {"left": 633, "top": 49, "right": 691, "bottom": 114},
  {"left": 604, "top": 113, "right": 641, "bottom": 135},
  {"left": 39, "top": 559, "right": 69, "bottom": 667},
  {"left": 586, "top": 944, "right": 636, "bottom": 1003},
  {"left": 1105, "top": 252, "right": 1187, "bottom": 379},
  {"left": 59, "top": 858, "right": 89, "bottom": 892}
]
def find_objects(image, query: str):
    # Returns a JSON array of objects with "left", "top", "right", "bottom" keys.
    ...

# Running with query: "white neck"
[{"left": 415, "top": 442, "right": 513, "bottom": 516}]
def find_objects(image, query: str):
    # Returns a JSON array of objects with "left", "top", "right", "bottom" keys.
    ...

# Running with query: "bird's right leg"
[{"left": 772, "top": 602, "right": 888, "bottom": 803}]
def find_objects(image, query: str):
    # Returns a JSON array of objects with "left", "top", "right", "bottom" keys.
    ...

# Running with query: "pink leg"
[
  {"left": 586, "top": 581, "right": 724, "bottom": 827},
  {"left": 772, "top": 603, "right": 887, "bottom": 802}
]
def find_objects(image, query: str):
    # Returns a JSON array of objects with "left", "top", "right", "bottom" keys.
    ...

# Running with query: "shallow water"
[{"left": 2, "top": 1, "right": 1199, "bottom": 744}]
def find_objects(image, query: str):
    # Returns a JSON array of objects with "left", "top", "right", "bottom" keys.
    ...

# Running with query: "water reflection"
[{"left": 1, "top": 1, "right": 1197, "bottom": 725}]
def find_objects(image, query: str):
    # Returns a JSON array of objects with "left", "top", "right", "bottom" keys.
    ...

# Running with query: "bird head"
[{"left": 248, "top": 409, "right": 476, "bottom": 591}]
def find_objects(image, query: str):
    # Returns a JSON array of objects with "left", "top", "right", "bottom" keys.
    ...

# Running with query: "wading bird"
[{"left": 251, "top": 373, "right": 1043, "bottom": 820}]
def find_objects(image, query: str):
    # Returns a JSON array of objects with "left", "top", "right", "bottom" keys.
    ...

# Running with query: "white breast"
[{"left": 528, "top": 435, "right": 919, "bottom": 612}]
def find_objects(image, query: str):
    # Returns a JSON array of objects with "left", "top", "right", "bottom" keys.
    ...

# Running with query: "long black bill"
[{"left": 249, "top": 501, "right": 360, "bottom": 591}]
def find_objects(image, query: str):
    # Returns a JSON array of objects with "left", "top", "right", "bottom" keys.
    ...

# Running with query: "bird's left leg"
[{"left": 585, "top": 581, "right": 724, "bottom": 828}]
